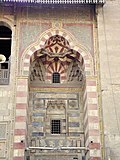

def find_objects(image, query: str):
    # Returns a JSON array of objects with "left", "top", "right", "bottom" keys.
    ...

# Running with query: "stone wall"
[
  {"left": 0, "top": 4, "right": 102, "bottom": 160},
  {"left": 0, "top": 6, "right": 17, "bottom": 159},
  {"left": 97, "top": 0, "right": 120, "bottom": 159}
]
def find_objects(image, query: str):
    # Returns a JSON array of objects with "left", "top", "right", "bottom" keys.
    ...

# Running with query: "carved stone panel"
[
  {"left": 67, "top": 61, "right": 83, "bottom": 83},
  {"left": 0, "top": 124, "right": 7, "bottom": 139},
  {"left": 28, "top": 92, "right": 83, "bottom": 149},
  {"left": 30, "top": 59, "right": 45, "bottom": 83},
  {"left": 68, "top": 100, "right": 78, "bottom": 109}
]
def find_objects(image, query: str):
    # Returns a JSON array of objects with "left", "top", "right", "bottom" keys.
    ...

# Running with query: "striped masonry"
[
  {"left": 30, "top": 96, "right": 45, "bottom": 137},
  {"left": 13, "top": 78, "right": 28, "bottom": 160},
  {"left": 19, "top": 30, "right": 101, "bottom": 159},
  {"left": 21, "top": 30, "right": 93, "bottom": 77},
  {"left": 68, "top": 111, "right": 80, "bottom": 136},
  {"left": 84, "top": 79, "right": 101, "bottom": 160}
]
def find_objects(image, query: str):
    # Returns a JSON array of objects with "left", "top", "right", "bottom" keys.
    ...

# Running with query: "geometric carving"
[
  {"left": 31, "top": 138, "right": 78, "bottom": 148},
  {"left": 30, "top": 59, "right": 45, "bottom": 82},
  {"left": 29, "top": 34, "right": 85, "bottom": 84},
  {"left": 46, "top": 100, "right": 66, "bottom": 115},
  {"left": 69, "top": 100, "right": 78, "bottom": 109},
  {"left": 44, "top": 35, "right": 70, "bottom": 54},
  {"left": 67, "top": 61, "right": 83, "bottom": 82},
  {"left": 0, "top": 124, "right": 6, "bottom": 139},
  {"left": 34, "top": 99, "right": 44, "bottom": 109},
  {"left": 47, "top": 100, "right": 65, "bottom": 110}
]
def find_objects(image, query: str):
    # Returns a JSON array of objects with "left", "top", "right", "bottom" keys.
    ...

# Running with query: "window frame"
[
  {"left": 0, "top": 25, "right": 12, "bottom": 85},
  {"left": 52, "top": 72, "right": 60, "bottom": 83}
]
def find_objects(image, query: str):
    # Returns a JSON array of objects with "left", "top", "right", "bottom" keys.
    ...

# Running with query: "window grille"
[
  {"left": 52, "top": 72, "right": 60, "bottom": 83},
  {"left": 51, "top": 120, "right": 61, "bottom": 134},
  {"left": 0, "top": 26, "right": 11, "bottom": 85}
]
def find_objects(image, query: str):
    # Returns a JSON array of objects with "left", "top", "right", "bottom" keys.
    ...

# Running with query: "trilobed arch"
[
  {"left": 21, "top": 30, "right": 93, "bottom": 77},
  {"left": 29, "top": 35, "right": 85, "bottom": 83}
]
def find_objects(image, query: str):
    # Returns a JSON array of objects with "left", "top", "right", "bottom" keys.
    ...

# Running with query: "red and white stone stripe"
[
  {"left": 18, "top": 30, "right": 101, "bottom": 159},
  {"left": 13, "top": 79, "right": 28, "bottom": 160},
  {"left": 84, "top": 79, "right": 101, "bottom": 160},
  {"left": 21, "top": 30, "right": 93, "bottom": 77}
]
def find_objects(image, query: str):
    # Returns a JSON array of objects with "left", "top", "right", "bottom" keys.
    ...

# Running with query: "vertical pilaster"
[
  {"left": 84, "top": 78, "right": 101, "bottom": 160},
  {"left": 13, "top": 78, "right": 28, "bottom": 160}
]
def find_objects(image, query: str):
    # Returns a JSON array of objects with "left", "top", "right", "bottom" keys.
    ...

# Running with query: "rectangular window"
[
  {"left": 51, "top": 120, "right": 61, "bottom": 134},
  {"left": 52, "top": 72, "right": 60, "bottom": 83}
]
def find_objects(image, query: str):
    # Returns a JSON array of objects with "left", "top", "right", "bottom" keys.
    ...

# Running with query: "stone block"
[
  {"left": 0, "top": 109, "right": 9, "bottom": 116},
  {"left": 0, "top": 142, "right": 6, "bottom": 157}
]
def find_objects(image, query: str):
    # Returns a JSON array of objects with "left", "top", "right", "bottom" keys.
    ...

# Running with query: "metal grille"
[
  {"left": 52, "top": 72, "right": 60, "bottom": 83},
  {"left": 0, "top": 62, "right": 10, "bottom": 85},
  {"left": 51, "top": 120, "right": 61, "bottom": 134}
]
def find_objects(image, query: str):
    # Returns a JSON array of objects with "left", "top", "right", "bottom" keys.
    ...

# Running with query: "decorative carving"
[
  {"left": 58, "top": 140, "right": 63, "bottom": 147},
  {"left": 29, "top": 38, "right": 84, "bottom": 83},
  {"left": 47, "top": 100, "right": 65, "bottom": 110},
  {"left": 30, "top": 59, "right": 45, "bottom": 82},
  {"left": 67, "top": 61, "right": 83, "bottom": 82},
  {"left": 69, "top": 100, "right": 78, "bottom": 109},
  {"left": 31, "top": 138, "right": 79, "bottom": 148},
  {"left": 40, "top": 139, "right": 47, "bottom": 147},
  {"left": 49, "top": 141, "right": 55, "bottom": 148},
  {"left": 34, "top": 99, "right": 44, "bottom": 109},
  {"left": 46, "top": 100, "right": 66, "bottom": 116},
  {"left": 66, "top": 140, "right": 72, "bottom": 147},
  {"left": 44, "top": 35, "right": 70, "bottom": 54}
]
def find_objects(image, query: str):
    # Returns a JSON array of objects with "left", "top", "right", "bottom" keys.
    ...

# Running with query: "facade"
[{"left": 0, "top": 0, "right": 120, "bottom": 160}]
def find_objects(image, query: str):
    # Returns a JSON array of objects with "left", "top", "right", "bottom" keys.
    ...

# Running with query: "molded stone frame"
[
  {"left": 0, "top": 19, "right": 16, "bottom": 85},
  {"left": 14, "top": 29, "right": 101, "bottom": 160}
]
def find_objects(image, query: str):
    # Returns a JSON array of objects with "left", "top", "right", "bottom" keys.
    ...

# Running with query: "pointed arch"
[
  {"left": 15, "top": 29, "right": 101, "bottom": 160},
  {"left": 0, "top": 17, "right": 14, "bottom": 30}
]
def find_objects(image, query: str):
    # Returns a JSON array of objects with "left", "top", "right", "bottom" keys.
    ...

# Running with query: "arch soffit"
[{"left": 21, "top": 29, "right": 94, "bottom": 76}]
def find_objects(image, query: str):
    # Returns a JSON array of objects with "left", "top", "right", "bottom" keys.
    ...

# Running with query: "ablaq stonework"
[{"left": 0, "top": 0, "right": 120, "bottom": 160}]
